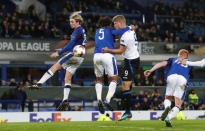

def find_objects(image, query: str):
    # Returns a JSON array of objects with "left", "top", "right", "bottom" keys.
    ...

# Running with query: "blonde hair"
[
  {"left": 178, "top": 49, "right": 189, "bottom": 58},
  {"left": 70, "top": 11, "right": 83, "bottom": 24},
  {"left": 112, "top": 15, "right": 126, "bottom": 24}
]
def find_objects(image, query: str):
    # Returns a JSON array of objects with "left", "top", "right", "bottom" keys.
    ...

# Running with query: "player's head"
[
  {"left": 112, "top": 15, "right": 126, "bottom": 29},
  {"left": 178, "top": 49, "right": 189, "bottom": 58},
  {"left": 69, "top": 11, "right": 83, "bottom": 29},
  {"left": 97, "top": 16, "right": 112, "bottom": 28}
]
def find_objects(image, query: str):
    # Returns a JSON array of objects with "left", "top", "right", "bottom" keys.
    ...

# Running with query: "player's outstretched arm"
[
  {"left": 111, "top": 25, "right": 135, "bottom": 36},
  {"left": 58, "top": 30, "right": 81, "bottom": 55},
  {"left": 55, "top": 48, "right": 62, "bottom": 52},
  {"left": 186, "top": 59, "right": 205, "bottom": 67},
  {"left": 150, "top": 61, "right": 168, "bottom": 72},
  {"left": 50, "top": 52, "right": 59, "bottom": 58},
  {"left": 58, "top": 39, "right": 76, "bottom": 55},
  {"left": 102, "top": 45, "right": 126, "bottom": 54},
  {"left": 144, "top": 61, "right": 168, "bottom": 77}
]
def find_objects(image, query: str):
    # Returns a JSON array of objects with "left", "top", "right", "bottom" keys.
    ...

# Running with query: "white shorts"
[
  {"left": 93, "top": 53, "right": 118, "bottom": 77},
  {"left": 166, "top": 74, "right": 187, "bottom": 100},
  {"left": 58, "top": 53, "right": 84, "bottom": 74}
]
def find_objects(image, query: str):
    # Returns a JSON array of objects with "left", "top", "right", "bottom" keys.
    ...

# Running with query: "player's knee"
[
  {"left": 65, "top": 78, "right": 71, "bottom": 83},
  {"left": 52, "top": 63, "right": 62, "bottom": 71},
  {"left": 96, "top": 77, "right": 103, "bottom": 83},
  {"left": 175, "top": 103, "right": 182, "bottom": 108},
  {"left": 65, "top": 75, "right": 72, "bottom": 83},
  {"left": 110, "top": 76, "right": 118, "bottom": 82},
  {"left": 175, "top": 98, "right": 183, "bottom": 108},
  {"left": 165, "top": 96, "right": 172, "bottom": 101}
]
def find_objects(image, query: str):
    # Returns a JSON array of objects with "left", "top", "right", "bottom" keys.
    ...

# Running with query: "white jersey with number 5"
[{"left": 120, "top": 30, "right": 139, "bottom": 59}]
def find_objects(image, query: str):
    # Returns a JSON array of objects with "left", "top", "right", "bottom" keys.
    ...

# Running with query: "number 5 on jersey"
[{"left": 99, "top": 29, "right": 104, "bottom": 40}]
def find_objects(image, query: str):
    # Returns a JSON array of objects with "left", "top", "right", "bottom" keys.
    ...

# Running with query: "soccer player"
[
  {"left": 179, "top": 58, "right": 205, "bottom": 67},
  {"left": 144, "top": 49, "right": 191, "bottom": 127},
  {"left": 30, "top": 12, "right": 86, "bottom": 111},
  {"left": 102, "top": 15, "right": 140, "bottom": 120},
  {"left": 94, "top": 16, "right": 135, "bottom": 114}
]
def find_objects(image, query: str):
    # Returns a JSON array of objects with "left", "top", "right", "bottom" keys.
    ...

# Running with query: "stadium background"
[{"left": 0, "top": 0, "right": 205, "bottom": 122}]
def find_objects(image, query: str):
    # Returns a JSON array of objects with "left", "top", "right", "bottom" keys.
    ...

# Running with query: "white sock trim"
[{"left": 48, "top": 70, "right": 54, "bottom": 76}]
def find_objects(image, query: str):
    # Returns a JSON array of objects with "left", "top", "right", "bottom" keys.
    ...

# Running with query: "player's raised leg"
[{"left": 30, "top": 62, "right": 62, "bottom": 89}]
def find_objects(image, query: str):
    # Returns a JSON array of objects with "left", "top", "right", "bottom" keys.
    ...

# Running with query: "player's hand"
[
  {"left": 130, "top": 25, "right": 136, "bottom": 30},
  {"left": 144, "top": 70, "right": 151, "bottom": 77},
  {"left": 50, "top": 52, "right": 59, "bottom": 58},
  {"left": 102, "top": 47, "right": 109, "bottom": 53},
  {"left": 55, "top": 48, "right": 61, "bottom": 52}
]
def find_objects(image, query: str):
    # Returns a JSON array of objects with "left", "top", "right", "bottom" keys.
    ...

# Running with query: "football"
[{"left": 73, "top": 45, "right": 86, "bottom": 57}]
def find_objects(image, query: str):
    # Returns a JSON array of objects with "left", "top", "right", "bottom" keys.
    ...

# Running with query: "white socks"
[
  {"left": 63, "top": 84, "right": 71, "bottom": 101},
  {"left": 38, "top": 69, "right": 54, "bottom": 84},
  {"left": 106, "top": 81, "right": 117, "bottom": 103},
  {"left": 164, "top": 99, "right": 171, "bottom": 109},
  {"left": 168, "top": 106, "right": 180, "bottom": 119},
  {"left": 95, "top": 82, "right": 103, "bottom": 101}
]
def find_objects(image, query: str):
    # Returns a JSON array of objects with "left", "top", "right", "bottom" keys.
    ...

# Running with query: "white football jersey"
[{"left": 120, "top": 30, "right": 139, "bottom": 59}]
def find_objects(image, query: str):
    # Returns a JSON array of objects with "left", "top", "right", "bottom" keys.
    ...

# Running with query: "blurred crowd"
[
  {"left": 0, "top": 74, "right": 38, "bottom": 87},
  {"left": 0, "top": 66, "right": 166, "bottom": 87},
  {"left": 134, "top": 19, "right": 205, "bottom": 43},
  {"left": 115, "top": 89, "right": 205, "bottom": 111},
  {"left": 150, "top": 0, "right": 205, "bottom": 21},
  {"left": 0, "top": 4, "right": 61, "bottom": 39},
  {"left": 1, "top": 85, "right": 204, "bottom": 112},
  {"left": 0, "top": 0, "right": 205, "bottom": 43},
  {"left": 0, "top": 84, "right": 28, "bottom": 112}
]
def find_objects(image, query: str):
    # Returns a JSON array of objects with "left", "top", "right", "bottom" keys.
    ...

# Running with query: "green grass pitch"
[{"left": 0, "top": 120, "right": 205, "bottom": 131}]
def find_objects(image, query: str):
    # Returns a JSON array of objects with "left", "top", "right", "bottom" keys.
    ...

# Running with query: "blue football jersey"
[
  {"left": 167, "top": 57, "right": 192, "bottom": 81},
  {"left": 94, "top": 27, "right": 130, "bottom": 54},
  {"left": 58, "top": 26, "right": 86, "bottom": 55},
  {"left": 164, "top": 58, "right": 173, "bottom": 83}
]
